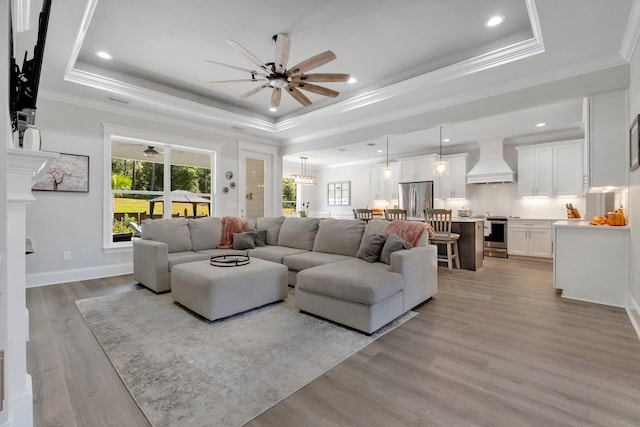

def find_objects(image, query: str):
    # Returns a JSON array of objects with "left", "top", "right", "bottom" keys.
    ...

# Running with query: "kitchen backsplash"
[{"left": 436, "top": 182, "right": 587, "bottom": 219}]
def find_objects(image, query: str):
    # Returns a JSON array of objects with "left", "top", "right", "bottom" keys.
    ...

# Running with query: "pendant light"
[
  {"left": 383, "top": 136, "right": 392, "bottom": 178},
  {"left": 433, "top": 126, "right": 449, "bottom": 176},
  {"left": 291, "top": 157, "right": 317, "bottom": 185}
]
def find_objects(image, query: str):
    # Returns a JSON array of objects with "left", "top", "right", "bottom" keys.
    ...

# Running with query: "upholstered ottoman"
[{"left": 171, "top": 257, "right": 288, "bottom": 321}]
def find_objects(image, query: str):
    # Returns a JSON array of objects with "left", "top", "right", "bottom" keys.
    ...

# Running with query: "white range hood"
[{"left": 466, "top": 138, "right": 516, "bottom": 184}]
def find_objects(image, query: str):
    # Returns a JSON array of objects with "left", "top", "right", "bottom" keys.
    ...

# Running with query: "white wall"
[
  {"left": 628, "top": 38, "right": 640, "bottom": 326},
  {"left": 25, "top": 97, "right": 275, "bottom": 286}
]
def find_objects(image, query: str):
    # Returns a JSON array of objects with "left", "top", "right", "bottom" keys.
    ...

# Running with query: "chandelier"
[{"left": 291, "top": 157, "right": 317, "bottom": 185}]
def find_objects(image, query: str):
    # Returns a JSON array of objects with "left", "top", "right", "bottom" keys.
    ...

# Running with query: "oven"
[{"left": 484, "top": 216, "right": 508, "bottom": 258}]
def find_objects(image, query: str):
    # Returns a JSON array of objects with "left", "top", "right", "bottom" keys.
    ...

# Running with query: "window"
[
  {"left": 282, "top": 177, "right": 297, "bottom": 216},
  {"left": 106, "top": 133, "right": 216, "bottom": 249},
  {"left": 327, "top": 181, "right": 350, "bottom": 206}
]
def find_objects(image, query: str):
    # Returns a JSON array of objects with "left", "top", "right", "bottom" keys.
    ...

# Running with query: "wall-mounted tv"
[{"left": 9, "top": 0, "right": 52, "bottom": 134}]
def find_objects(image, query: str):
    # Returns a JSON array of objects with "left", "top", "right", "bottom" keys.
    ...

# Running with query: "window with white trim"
[{"left": 107, "top": 138, "right": 215, "bottom": 248}]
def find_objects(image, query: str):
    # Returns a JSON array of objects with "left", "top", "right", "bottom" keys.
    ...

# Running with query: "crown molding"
[
  {"left": 620, "top": 0, "right": 640, "bottom": 61},
  {"left": 39, "top": 88, "right": 280, "bottom": 146}
]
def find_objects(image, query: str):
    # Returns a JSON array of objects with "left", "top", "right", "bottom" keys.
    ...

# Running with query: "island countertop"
[{"left": 553, "top": 220, "right": 630, "bottom": 230}]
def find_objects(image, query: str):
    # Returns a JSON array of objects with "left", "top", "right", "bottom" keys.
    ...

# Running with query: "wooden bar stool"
[
  {"left": 425, "top": 208, "right": 460, "bottom": 272},
  {"left": 384, "top": 209, "right": 407, "bottom": 220},
  {"left": 353, "top": 209, "right": 374, "bottom": 222}
]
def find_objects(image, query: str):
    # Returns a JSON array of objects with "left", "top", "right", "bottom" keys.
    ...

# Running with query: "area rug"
[{"left": 75, "top": 289, "right": 415, "bottom": 427}]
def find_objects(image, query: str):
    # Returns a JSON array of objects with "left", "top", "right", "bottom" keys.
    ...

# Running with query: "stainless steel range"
[{"left": 484, "top": 216, "right": 508, "bottom": 258}]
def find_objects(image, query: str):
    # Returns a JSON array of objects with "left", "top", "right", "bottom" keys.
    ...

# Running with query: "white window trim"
[{"left": 103, "top": 123, "right": 221, "bottom": 251}]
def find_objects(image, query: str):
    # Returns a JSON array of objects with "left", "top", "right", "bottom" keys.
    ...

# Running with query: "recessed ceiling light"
[
  {"left": 485, "top": 15, "right": 505, "bottom": 28},
  {"left": 376, "top": 149, "right": 383, "bottom": 153},
  {"left": 269, "top": 107, "right": 277, "bottom": 112},
  {"left": 337, "top": 148, "right": 347, "bottom": 152},
  {"left": 536, "top": 122, "right": 546, "bottom": 127},
  {"left": 366, "top": 143, "right": 375, "bottom": 147},
  {"left": 348, "top": 77, "right": 357, "bottom": 84},
  {"left": 95, "top": 51, "right": 113, "bottom": 60},
  {"left": 443, "top": 138, "right": 451, "bottom": 142}
]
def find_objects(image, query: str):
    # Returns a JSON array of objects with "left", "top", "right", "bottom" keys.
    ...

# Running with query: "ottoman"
[{"left": 171, "top": 257, "right": 288, "bottom": 321}]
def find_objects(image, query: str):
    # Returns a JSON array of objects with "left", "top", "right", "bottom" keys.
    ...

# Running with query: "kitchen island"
[
  {"left": 553, "top": 220, "right": 629, "bottom": 307},
  {"left": 450, "top": 218, "right": 485, "bottom": 271}
]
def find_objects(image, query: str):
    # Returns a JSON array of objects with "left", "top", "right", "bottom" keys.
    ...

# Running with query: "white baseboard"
[
  {"left": 626, "top": 293, "right": 640, "bottom": 341},
  {"left": 26, "top": 262, "right": 133, "bottom": 288}
]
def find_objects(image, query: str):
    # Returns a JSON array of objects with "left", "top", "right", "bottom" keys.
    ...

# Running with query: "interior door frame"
[{"left": 238, "top": 141, "right": 280, "bottom": 218}]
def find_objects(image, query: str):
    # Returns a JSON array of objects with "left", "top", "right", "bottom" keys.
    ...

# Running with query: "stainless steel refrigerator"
[{"left": 398, "top": 181, "right": 434, "bottom": 220}]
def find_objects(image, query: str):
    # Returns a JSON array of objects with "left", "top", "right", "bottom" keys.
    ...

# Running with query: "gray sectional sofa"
[{"left": 133, "top": 216, "right": 438, "bottom": 333}]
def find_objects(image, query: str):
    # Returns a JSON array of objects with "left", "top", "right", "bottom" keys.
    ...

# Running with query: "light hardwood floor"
[{"left": 27, "top": 258, "right": 640, "bottom": 427}]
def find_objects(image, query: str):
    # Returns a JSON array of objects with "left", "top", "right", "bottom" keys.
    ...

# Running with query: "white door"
[
  {"left": 239, "top": 147, "right": 275, "bottom": 219},
  {"left": 507, "top": 228, "right": 528, "bottom": 256},
  {"left": 529, "top": 228, "right": 552, "bottom": 258}
]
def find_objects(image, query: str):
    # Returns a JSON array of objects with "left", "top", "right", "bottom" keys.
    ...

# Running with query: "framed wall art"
[
  {"left": 327, "top": 181, "right": 350, "bottom": 206},
  {"left": 32, "top": 153, "right": 89, "bottom": 192},
  {"left": 630, "top": 114, "right": 639, "bottom": 171}
]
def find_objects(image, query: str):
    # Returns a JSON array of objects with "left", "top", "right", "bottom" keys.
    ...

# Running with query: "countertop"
[
  {"left": 451, "top": 217, "right": 486, "bottom": 223},
  {"left": 553, "top": 220, "right": 630, "bottom": 230}
]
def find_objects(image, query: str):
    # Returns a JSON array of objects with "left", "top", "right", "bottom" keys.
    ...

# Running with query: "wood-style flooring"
[{"left": 27, "top": 258, "right": 640, "bottom": 427}]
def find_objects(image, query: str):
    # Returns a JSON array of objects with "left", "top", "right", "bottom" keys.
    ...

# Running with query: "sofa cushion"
[
  {"left": 364, "top": 219, "right": 390, "bottom": 236},
  {"left": 188, "top": 217, "right": 222, "bottom": 251},
  {"left": 356, "top": 233, "right": 387, "bottom": 263},
  {"left": 297, "top": 258, "right": 403, "bottom": 305},
  {"left": 312, "top": 219, "right": 365, "bottom": 257},
  {"left": 142, "top": 218, "right": 192, "bottom": 253},
  {"left": 257, "top": 216, "right": 285, "bottom": 246},
  {"left": 248, "top": 245, "right": 309, "bottom": 264},
  {"left": 166, "top": 251, "right": 209, "bottom": 271},
  {"left": 283, "top": 251, "right": 353, "bottom": 272},
  {"left": 277, "top": 218, "right": 320, "bottom": 250},
  {"left": 380, "top": 233, "right": 412, "bottom": 265}
]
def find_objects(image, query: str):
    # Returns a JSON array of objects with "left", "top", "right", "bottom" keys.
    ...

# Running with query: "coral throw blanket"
[
  {"left": 383, "top": 220, "right": 435, "bottom": 247},
  {"left": 218, "top": 216, "right": 248, "bottom": 249}
]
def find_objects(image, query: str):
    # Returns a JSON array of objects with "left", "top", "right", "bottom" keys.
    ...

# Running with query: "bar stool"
[{"left": 425, "top": 208, "right": 460, "bottom": 272}]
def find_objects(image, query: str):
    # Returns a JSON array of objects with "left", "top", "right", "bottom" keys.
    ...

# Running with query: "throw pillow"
[
  {"left": 356, "top": 233, "right": 387, "bottom": 263},
  {"left": 380, "top": 233, "right": 412, "bottom": 264},
  {"left": 254, "top": 229, "right": 267, "bottom": 247},
  {"left": 232, "top": 231, "right": 256, "bottom": 250}
]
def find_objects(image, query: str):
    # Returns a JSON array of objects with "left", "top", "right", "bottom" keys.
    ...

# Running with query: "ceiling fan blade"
[
  {"left": 273, "top": 33, "right": 290, "bottom": 73},
  {"left": 286, "top": 85, "right": 312, "bottom": 106},
  {"left": 293, "top": 82, "right": 339, "bottom": 98},
  {"left": 239, "top": 84, "right": 269, "bottom": 99},
  {"left": 291, "top": 73, "right": 351, "bottom": 83},
  {"left": 226, "top": 39, "right": 271, "bottom": 74},
  {"left": 203, "top": 60, "right": 267, "bottom": 76},
  {"left": 209, "top": 78, "right": 267, "bottom": 83},
  {"left": 286, "top": 50, "right": 336, "bottom": 76},
  {"left": 271, "top": 87, "right": 282, "bottom": 108}
]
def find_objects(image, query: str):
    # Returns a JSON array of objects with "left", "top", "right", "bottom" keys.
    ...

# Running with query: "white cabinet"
[
  {"left": 508, "top": 220, "right": 552, "bottom": 258},
  {"left": 399, "top": 155, "right": 437, "bottom": 182},
  {"left": 516, "top": 140, "right": 584, "bottom": 197},
  {"left": 588, "top": 91, "right": 627, "bottom": 188},
  {"left": 370, "top": 162, "right": 400, "bottom": 201},
  {"left": 438, "top": 154, "right": 467, "bottom": 199},
  {"left": 516, "top": 145, "right": 552, "bottom": 197},
  {"left": 553, "top": 141, "right": 584, "bottom": 196}
]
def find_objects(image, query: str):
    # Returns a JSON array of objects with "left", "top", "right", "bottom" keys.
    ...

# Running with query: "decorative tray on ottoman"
[{"left": 210, "top": 255, "right": 250, "bottom": 267}]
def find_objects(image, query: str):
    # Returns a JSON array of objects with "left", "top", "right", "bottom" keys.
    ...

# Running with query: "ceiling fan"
[{"left": 206, "top": 33, "right": 351, "bottom": 110}]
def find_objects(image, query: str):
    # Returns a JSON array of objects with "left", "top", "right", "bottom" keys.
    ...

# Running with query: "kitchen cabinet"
[
  {"left": 587, "top": 91, "right": 627, "bottom": 188},
  {"left": 438, "top": 154, "right": 467, "bottom": 199},
  {"left": 516, "top": 145, "right": 553, "bottom": 197},
  {"left": 370, "top": 162, "right": 400, "bottom": 201},
  {"left": 554, "top": 221, "right": 629, "bottom": 307},
  {"left": 507, "top": 220, "right": 552, "bottom": 258},
  {"left": 399, "top": 154, "right": 438, "bottom": 182},
  {"left": 451, "top": 219, "right": 484, "bottom": 270},
  {"left": 553, "top": 141, "right": 584, "bottom": 196},
  {"left": 516, "top": 140, "right": 584, "bottom": 197}
]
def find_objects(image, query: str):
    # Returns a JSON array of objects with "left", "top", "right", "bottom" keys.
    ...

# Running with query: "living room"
[{"left": 3, "top": 1, "right": 640, "bottom": 426}]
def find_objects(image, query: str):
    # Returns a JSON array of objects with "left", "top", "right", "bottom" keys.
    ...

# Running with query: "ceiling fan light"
[{"left": 143, "top": 146, "right": 159, "bottom": 158}]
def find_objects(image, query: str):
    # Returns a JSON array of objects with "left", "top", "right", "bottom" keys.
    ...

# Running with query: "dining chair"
[
  {"left": 383, "top": 209, "right": 407, "bottom": 220},
  {"left": 425, "top": 208, "right": 460, "bottom": 272},
  {"left": 353, "top": 208, "right": 374, "bottom": 222}
]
